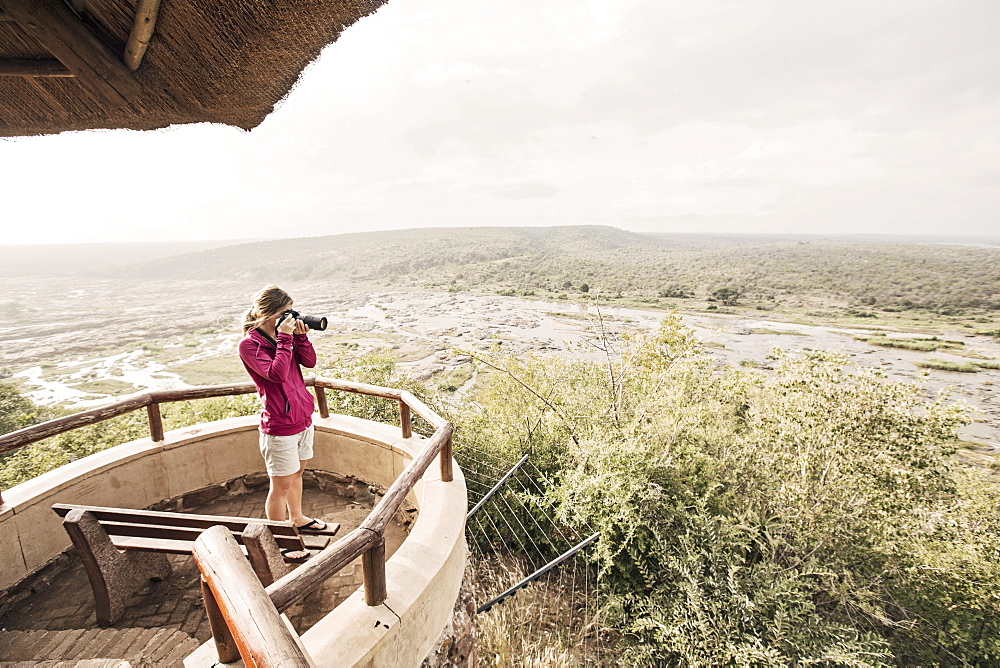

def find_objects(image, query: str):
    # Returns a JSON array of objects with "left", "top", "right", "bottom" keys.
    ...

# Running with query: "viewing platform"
[{"left": 0, "top": 379, "right": 469, "bottom": 667}]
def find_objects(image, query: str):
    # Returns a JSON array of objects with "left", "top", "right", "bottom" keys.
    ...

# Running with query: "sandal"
[
  {"left": 281, "top": 548, "right": 311, "bottom": 563},
  {"left": 295, "top": 518, "right": 328, "bottom": 532}
]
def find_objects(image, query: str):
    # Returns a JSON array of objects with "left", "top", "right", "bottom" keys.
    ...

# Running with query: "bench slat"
[
  {"left": 110, "top": 533, "right": 334, "bottom": 554},
  {"left": 112, "top": 535, "right": 249, "bottom": 555},
  {"left": 100, "top": 521, "right": 311, "bottom": 550},
  {"left": 52, "top": 503, "right": 340, "bottom": 536}
]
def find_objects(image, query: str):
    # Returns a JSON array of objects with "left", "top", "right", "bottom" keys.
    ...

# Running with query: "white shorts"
[{"left": 259, "top": 425, "right": 314, "bottom": 477}]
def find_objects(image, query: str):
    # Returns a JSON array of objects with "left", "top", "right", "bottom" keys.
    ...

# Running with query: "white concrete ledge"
[{"left": 0, "top": 413, "right": 467, "bottom": 667}]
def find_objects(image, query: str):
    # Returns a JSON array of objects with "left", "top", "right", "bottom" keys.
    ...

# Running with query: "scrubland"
[{"left": 2, "top": 227, "right": 999, "bottom": 665}]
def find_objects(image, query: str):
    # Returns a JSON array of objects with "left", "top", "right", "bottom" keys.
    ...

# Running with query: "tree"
[
  {"left": 0, "top": 383, "right": 48, "bottom": 435},
  {"left": 711, "top": 286, "right": 740, "bottom": 305}
]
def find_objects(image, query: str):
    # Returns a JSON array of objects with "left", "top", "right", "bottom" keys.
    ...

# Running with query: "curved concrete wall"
[{"left": 0, "top": 413, "right": 467, "bottom": 667}]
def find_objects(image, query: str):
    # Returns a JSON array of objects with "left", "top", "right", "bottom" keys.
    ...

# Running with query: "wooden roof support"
[
  {"left": 1, "top": 0, "right": 140, "bottom": 108},
  {"left": 124, "top": 0, "right": 161, "bottom": 71},
  {"left": 0, "top": 58, "right": 74, "bottom": 76}
]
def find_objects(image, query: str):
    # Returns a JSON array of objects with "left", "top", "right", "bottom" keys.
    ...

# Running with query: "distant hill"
[
  {"left": 100, "top": 226, "right": 659, "bottom": 281},
  {"left": 6, "top": 226, "right": 997, "bottom": 313},
  {"left": 0, "top": 240, "right": 258, "bottom": 278},
  {"left": 88, "top": 225, "right": 999, "bottom": 313}
]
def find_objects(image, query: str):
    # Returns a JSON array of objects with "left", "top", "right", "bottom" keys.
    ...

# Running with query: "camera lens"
[{"left": 301, "top": 314, "right": 328, "bottom": 331}]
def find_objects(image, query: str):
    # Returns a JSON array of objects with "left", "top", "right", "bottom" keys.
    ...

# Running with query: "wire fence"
[{"left": 457, "top": 444, "right": 603, "bottom": 665}]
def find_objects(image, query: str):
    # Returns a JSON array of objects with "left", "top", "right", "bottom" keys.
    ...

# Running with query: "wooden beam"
[
  {"left": 0, "top": 58, "right": 74, "bottom": 77},
  {"left": 361, "top": 423, "right": 453, "bottom": 534},
  {"left": 1, "top": 0, "right": 141, "bottom": 108},
  {"left": 194, "top": 527, "right": 310, "bottom": 667},
  {"left": 124, "top": 0, "right": 160, "bottom": 71}
]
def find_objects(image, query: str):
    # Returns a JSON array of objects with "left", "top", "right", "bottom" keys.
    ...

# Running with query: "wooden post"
[
  {"left": 399, "top": 401, "right": 412, "bottom": 439},
  {"left": 242, "top": 523, "right": 294, "bottom": 587},
  {"left": 2, "top": 0, "right": 141, "bottom": 108},
  {"left": 201, "top": 576, "right": 241, "bottom": 664},
  {"left": 440, "top": 433, "right": 454, "bottom": 483},
  {"left": 146, "top": 403, "right": 163, "bottom": 442},
  {"left": 194, "top": 526, "right": 310, "bottom": 666},
  {"left": 315, "top": 386, "right": 329, "bottom": 419},
  {"left": 123, "top": 0, "right": 161, "bottom": 71},
  {"left": 268, "top": 528, "right": 377, "bottom": 612},
  {"left": 362, "top": 535, "right": 387, "bottom": 606}
]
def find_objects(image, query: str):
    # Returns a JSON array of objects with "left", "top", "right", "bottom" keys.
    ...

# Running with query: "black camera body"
[{"left": 277, "top": 309, "right": 328, "bottom": 331}]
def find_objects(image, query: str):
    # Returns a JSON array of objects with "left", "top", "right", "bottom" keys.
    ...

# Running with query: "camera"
[{"left": 277, "top": 309, "right": 328, "bottom": 331}]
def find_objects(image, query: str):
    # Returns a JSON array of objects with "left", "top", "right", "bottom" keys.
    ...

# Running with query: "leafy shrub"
[
  {"left": 0, "top": 409, "right": 151, "bottom": 489},
  {"left": 0, "top": 382, "right": 56, "bottom": 435},
  {"left": 451, "top": 315, "right": 999, "bottom": 665},
  {"left": 320, "top": 351, "right": 433, "bottom": 432}
]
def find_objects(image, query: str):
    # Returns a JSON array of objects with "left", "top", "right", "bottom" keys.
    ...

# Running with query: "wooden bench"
[{"left": 51, "top": 503, "right": 340, "bottom": 626}]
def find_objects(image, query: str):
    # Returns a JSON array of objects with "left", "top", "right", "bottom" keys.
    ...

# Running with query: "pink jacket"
[{"left": 238, "top": 329, "right": 317, "bottom": 436}]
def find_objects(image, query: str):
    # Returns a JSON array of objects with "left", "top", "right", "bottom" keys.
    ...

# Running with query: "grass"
[
  {"left": 859, "top": 336, "right": 964, "bottom": 352},
  {"left": 67, "top": 379, "right": 136, "bottom": 395},
  {"left": 437, "top": 363, "right": 476, "bottom": 392},
  {"left": 914, "top": 359, "right": 981, "bottom": 373},
  {"left": 168, "top": 357, "right": 249, "bottom": 385},
  {"left": 474, "top": 557, "right": 605, "bottom": 666},
  {"left": 546, "top": 311, "right": 588, "bottom": 321},
  {"left": 752, "top": 328, "right": 806, "bottom": 336}
]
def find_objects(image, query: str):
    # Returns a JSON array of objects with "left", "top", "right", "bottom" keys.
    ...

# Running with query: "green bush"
[
  {"left": 0, "top": 382, "right": 56, "bottom": 435},
  {"left": 451, "top": 315, "right": 998, "bottom": 665},
  {"left": 0, "top": 409, "right": 151, "bottom": 489},
  {"left": 319, "top": 351, "right": 434, "bottom": 433}
]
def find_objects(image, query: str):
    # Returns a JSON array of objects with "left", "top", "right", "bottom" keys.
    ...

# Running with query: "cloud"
[
  {"left": 1, "top": 0, "right": 998, "bottom": 242},
  {"left": 489, "top": 181, "right": 559, "bottom": 199}
]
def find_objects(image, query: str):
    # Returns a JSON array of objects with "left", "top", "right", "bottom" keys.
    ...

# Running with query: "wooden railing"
[
  {"left": 0, "top": 376, "right": 456, "bottom": 665},
  {"left": 0, "top": 376, "right": 453, "bottom": 505}
]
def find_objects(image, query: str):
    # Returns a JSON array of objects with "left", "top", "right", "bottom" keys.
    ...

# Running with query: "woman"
[{"left": 239, "top": 285, "right": 327, "bottom": 562}]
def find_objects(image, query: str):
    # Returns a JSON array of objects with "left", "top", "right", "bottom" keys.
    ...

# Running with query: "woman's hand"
[
  {"left": 293, "top": 319, "right": 309, "bottom": 335},
  {"left": 277, "top": 315, "right": 297, "bottom": 335}
]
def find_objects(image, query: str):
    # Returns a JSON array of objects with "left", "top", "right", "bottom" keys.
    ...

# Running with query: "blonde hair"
[{"left": 242, "top": 285, "right": 293, "bottom": 334}]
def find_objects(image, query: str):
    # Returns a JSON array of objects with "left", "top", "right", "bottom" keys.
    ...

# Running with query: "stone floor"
[{"left": 0, "top": 475, "right": 414, "bottom": 666}]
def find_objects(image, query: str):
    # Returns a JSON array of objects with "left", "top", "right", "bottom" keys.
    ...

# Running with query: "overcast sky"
[{"left": 1, "top": 0, "right": 997, "bottom": 244}]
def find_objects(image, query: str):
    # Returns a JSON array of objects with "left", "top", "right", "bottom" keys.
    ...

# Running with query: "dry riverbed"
[{"left": 4, "top": 282, "right": 998, "bottom": 454}]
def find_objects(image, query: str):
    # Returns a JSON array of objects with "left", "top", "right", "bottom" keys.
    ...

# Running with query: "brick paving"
[{"left": 0, "top": 477, "right": 413, "bottom": 665}]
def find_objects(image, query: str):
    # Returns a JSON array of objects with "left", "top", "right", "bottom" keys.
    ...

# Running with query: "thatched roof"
[{"left": 0, "top": 0, "right": 387, "bottom": 137}]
